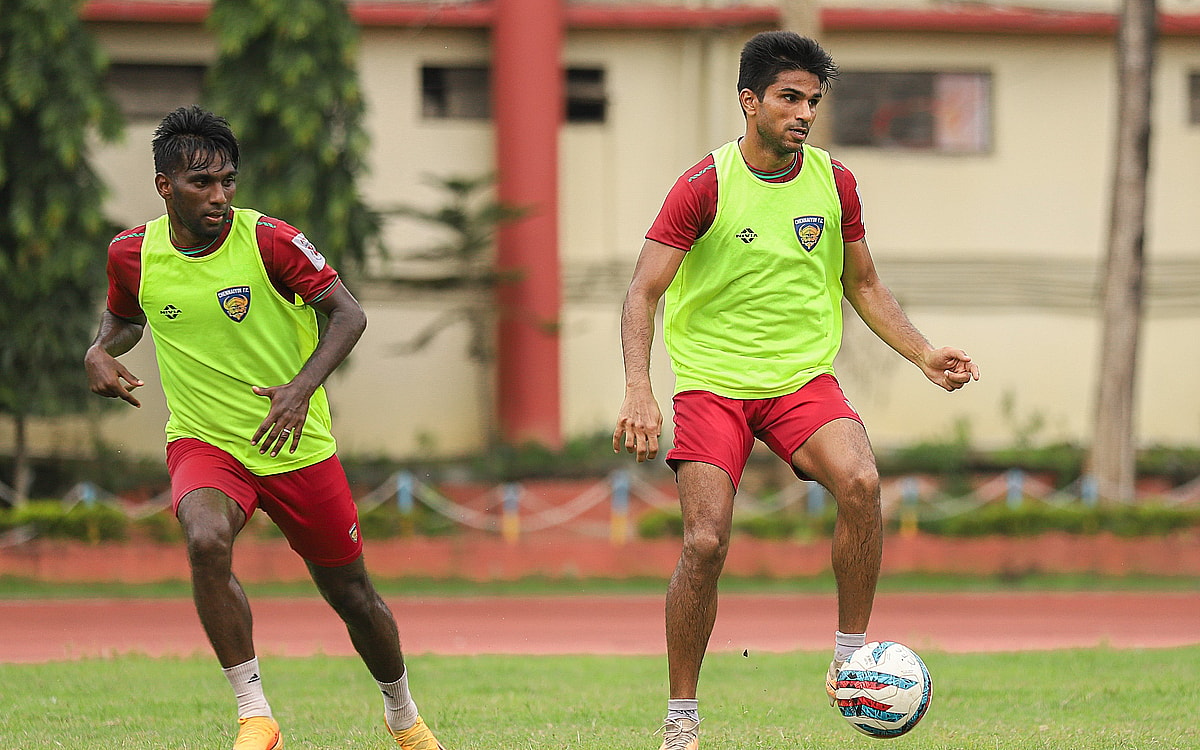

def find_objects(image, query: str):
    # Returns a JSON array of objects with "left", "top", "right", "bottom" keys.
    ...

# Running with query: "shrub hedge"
[
  {"left": 0, "top": 499, "right": 461, "bottom": 544},
  {"left": 636, "top": 501, "right": 1200, "bottom": 540}
]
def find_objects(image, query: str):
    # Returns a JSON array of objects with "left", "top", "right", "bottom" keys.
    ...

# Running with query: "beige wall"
[{"left": 10, "top": 17, "right": 1198, "bottom": 462}]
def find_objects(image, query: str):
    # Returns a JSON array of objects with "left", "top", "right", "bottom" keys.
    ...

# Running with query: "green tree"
[
  {"left": 205, "top": 0, "right": 379, "bottom": 273},
  {"left": 387, "top": 174, "right": 525, "bottom": 449},
  {"left": 0, "top": 0, "right": 122, "bottom": 505}
]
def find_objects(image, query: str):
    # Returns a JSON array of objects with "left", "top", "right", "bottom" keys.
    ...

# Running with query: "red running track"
[{"left": 1, "top": 592, "right": 1197, "bottom": 663}]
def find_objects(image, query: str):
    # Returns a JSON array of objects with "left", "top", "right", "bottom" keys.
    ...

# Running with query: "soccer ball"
[{"left": 834, "top": 641, "right": 932, "bottom": 738}]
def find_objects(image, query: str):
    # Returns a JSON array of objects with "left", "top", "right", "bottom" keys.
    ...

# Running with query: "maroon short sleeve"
[
  {"left": 831, "top": 158, "right": 866, "bottom": 243},
  {"left": 646, "top": 155, "right": 718, "bottom": 251},
  {"left": 106, "top": 227, "right": 147, "bottom": 320},
  {"left": 254, "top": 216, "right": 342, "bottom": 304}
]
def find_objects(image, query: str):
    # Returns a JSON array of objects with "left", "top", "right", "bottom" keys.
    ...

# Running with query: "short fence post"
[
  {"left": 806, "top": 481, "right": 826, "bottom": 515},
  {"left": 502, "top": 483, "right": 521, "bottom": 543},
  {"left": 1080, "top": 474, "right": 1099, "bottom": 507},
  {"left": 900, "top": 475, "right": 920, "bottom": 537},
  {"left": 1006, "top": 469, "right": 1025, "bottom": 509},
  {"left": 610, "top": 470, "right": 631, "bottom": 545},
  {"left": 396, "top": 471, "right": 415, "bottom": 536}
]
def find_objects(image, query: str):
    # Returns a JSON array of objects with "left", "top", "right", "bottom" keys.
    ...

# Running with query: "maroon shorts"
[
  {"left": 666, "top": 374, "right": 863, "bottom": 489},
  {"left": 166, "top": 438, "right": 363, "bottom": 567}
]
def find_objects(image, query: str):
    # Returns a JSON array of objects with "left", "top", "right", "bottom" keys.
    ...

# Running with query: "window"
[
  {"left": 833, "top": 71, "right": 991, "bottom": 153},
  {"left": 1190, "top": 72, "right": 1200, "bottom": 125},
  {"left": 422, "top": 66, "right": 491, "bottom": 119},
  {"left": 106, "top": 63, "right": 206, "bottom": 120},
  {"left": 566, "top": 67, "right": 607, "bottom": 123},
  {"left": 421, "top": 65, "right": 607, "bottom": 123}
]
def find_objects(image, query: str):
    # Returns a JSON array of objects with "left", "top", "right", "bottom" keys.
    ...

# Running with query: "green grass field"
[
  {"left": 3, "top": 646, "right": 1198, "bottom": 749},
  {"left": 3, "top": 571, "right": 1198, "bottom": 599}
]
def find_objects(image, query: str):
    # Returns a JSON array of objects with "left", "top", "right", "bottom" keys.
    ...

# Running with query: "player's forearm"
[
  {"left": 88, "top": 310, "right": 145, "bottom": 359},
  {"left": 291, "top": 303, "right": 367, "bottom": 396},
  {"left": 620, "top": 291, "right": 658, "bottom": 391},
  {"left": 846, "top": 282, "right": 931, "bottom": 366}
]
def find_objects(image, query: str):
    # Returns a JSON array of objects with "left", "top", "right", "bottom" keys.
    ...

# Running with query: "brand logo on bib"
[
  {"left": 217, "top": 286, "right": 251, "bottom": 322},
  {"left": 793, "top": 216, "right": 825, "bottom": 252}
]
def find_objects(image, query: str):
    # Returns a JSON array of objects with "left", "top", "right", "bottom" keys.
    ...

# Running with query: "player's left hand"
[
  {"left": 251, "top": 383, "right": 312, "bottom": 456},
  {"left": 920, "top": 347, "right": 980, "bottom": 392}
]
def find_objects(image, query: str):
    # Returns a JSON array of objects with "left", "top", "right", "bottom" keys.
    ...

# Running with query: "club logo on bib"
[
  {"left": 793, "top": 216, "right": 825, "bottom": 252},
  {"left": 217, "top": 286, "right": 251, "bottom": 322}
]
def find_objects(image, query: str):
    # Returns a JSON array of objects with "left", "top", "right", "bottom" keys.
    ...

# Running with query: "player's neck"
[
  {"left": 737, "top": 136, "right": 798, "bottom": 176},
  {"left": 168, "top": 215, "right": 230, "bottom": 257}
]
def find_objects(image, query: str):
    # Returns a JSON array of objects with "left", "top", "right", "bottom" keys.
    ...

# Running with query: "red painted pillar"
[{"left": 492, "top": 0, "right": 563, "bottom": 448}]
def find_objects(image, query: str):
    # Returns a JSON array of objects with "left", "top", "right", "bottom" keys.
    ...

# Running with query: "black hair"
[
  {"left": 737, "top": 31, "right": 839, "bottom": 99},
  {"left": 151, "top": 105, "right": 240, "bottom": 176}
]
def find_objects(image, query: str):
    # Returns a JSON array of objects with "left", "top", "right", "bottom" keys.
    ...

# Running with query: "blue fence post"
[
  {"left": 396, "top": 471, "right": 415, "bottom": 536},
  {"left": 901, "top": 475, "right": 920, "bottom": 537},
  {"left": 806, "top": 481, "right": 826, "bottom": 515},
  {"left": 502, "top": 483, "right": 521, "bottom": 543},
  {"left": 1006, "top": 469, "right": 1025, "bottom": 509},
  {"left": 1080, "top": 474, "right": 1099, "bottom": 507},
  {"left": 610, "top": 470, "right": 630, "bottom": 545}
]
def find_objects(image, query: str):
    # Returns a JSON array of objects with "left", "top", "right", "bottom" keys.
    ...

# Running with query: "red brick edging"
[{"left": 2, "top": 531, "right": 1198, "bottom": 583}]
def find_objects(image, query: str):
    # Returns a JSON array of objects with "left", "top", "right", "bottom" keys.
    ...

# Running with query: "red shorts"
[
  {"left": 166, "top": 438, "right": 363, "bottom": 567},
  {"left": 667, "top": 374, "right": 863, "bottom": 489}
]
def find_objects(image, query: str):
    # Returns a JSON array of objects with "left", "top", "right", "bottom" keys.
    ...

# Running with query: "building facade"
[{"left": 11, "top": 0, "right": 1200, "bottom": 462}]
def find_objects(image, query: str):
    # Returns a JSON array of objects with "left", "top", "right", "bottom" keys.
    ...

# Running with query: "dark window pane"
[
  {"left": 106, "top": 63, "right": 206, "bottom": 120},
  {"left": 566, "top": 67, "right": 606, "bottom": 123},
  {"left": 833, "top": 71, "right": 990, "bottom": 152},
  {"left": 422, "top": 66, "right": 490, "bottom": 119}
]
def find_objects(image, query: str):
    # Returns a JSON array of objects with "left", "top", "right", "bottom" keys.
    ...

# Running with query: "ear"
[
  {"left": 154, "top": 173, "right": 172, "bottom": 200},
  {"left": 738, "top": 88, "right": 759, "bottom": 118}
]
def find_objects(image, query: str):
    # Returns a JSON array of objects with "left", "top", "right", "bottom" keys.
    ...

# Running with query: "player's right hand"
[
  {"left": 84, "top": 348, "right": 144, "bottom": 408},
  {"left": 613, "top": 389, "right": 662, "bottom": 462}
]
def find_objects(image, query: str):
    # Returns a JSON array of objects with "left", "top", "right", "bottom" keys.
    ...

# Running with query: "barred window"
[
  {"left": 106, "top": 63, "right": 206, "bottom": 121},
  {"left": 832, "top": 71, "right": 991, "bottom": 153},
  {"left": 421, "top": 65, "right": 607, "bottom": 123},
  {"left": 422, "top": 66, "right": 490, "bottom": 119}
]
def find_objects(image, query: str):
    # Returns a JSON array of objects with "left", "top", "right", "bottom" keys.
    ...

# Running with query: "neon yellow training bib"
[
  {"left": 139, "top": 209, "right": 337, "bottom": 475},
  {"left": 664, "top": 140, "right": 845, "bottom": 398}
]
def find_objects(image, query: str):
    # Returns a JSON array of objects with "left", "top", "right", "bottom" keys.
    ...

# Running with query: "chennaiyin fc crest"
[
  {"left": 217, "top": 286, "right": 251, "bottom": 322},
  {"left": 793, "top": 215, "right": 825, "bottom": 252}
]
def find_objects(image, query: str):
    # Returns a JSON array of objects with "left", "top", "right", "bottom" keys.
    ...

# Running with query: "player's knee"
[
  {"left": 834, "top": 464, "right": 881, "bottom": 515},
  {"left": 682, "top": 525, "right": 729, "bottom": 570},
  {"left": 320, "top": 574, "right": 382, "bottom": 620},
  {"left": 182, "top": 524, "right": 234, "bottom": 570}
]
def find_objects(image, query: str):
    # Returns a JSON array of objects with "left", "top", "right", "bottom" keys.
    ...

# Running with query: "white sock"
[
  {"left": 666, "top": 698, "right": 699, "bottom": 722},
  {"left": 835, "top": 631, "right": 867, "bottom": 662},
  {"left": 223, "top": 657, "right": 272, "bottom": 719},
  {"left": 379, "top": 669, "right": 419, "bottom": 733}
]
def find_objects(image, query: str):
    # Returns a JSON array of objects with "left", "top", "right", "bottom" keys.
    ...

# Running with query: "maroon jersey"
[
  {"left": 106, "top": 209, "right": 342, "bottom": 320},
  {"left": 647, "top": 148, "right": 866, "bottom": 252}
]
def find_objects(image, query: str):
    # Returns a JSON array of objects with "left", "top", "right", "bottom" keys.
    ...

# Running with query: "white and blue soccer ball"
[{"left": 834, "top": 641, "right": 932, "bottom": 739}]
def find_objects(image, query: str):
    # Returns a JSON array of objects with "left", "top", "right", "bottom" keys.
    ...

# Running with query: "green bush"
[
  {"left": 918, "top": 501, "right": 1200, "bottom": 538},
  {"left": 0, "top": 501, "right": 129, "bottom": 542},
  {"left": 637, "top": 501, "right": 1200, "bottom": 541},
  {"left": 637, "top": 508, "right": 684, "bottom": 539},
  {"left": 357, "top": 501, "right": 459, "bottom": 539},
  {"left": 636, "top": 506, "right": 839, "bottom": 540},
  {"left": 130, "top": 508, "right": 184, "bottom": 543}
]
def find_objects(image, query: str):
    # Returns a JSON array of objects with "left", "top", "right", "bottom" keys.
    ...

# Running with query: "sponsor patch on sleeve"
[{"left": 292, "top": 232, "right": 327, "bottom": 271}]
